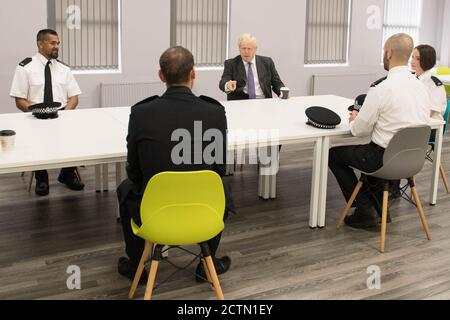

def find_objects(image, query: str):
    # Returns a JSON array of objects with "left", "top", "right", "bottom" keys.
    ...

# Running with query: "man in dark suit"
[
  {"left": 117, "top": 46, "right": 232, "bottom": 284},
  {"left": 219, "top": 33, "right": 285, "bottom": 101}
]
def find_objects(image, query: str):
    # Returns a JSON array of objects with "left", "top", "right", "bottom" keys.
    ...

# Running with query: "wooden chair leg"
[
  {"left": 439, "top": 162, "right": 450, "bottom": 194},
  {"left": 410, "top": 185, "right": 432, "bottom": 240},
  {"left": 337, "top": 181, "right": 363, "bottom": 229},
  {"left": 28, "top": 171, "right": 35, "bottom": 193},
  {"left": 144, "top": 260, "right": 160, "bottom": 300},
  {"left": 380, "top": 190, "right": 389, "bottom": 253},
  {"left": 204, "top": 256, "right": 225, "bottom": 300},
  {"left": 201, "top": 258, "right": 214, "bottom": 291},
  {"left": 129, "top": 241, "right": 153, "bottom": 299}
]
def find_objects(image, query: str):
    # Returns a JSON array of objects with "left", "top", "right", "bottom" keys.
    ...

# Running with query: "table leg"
[
  {"left": 102, "top": 164, "right": 109, "bottom": 192},
  {"left": 95, "top": 165, "right": 101, "bottom": 192},
  {"left": 430, "top": 125, "right": 443, "bottom": 205},
  {"left": 258, "top": 145, "right": 279, "bottom": 200},
  {"left": 318, "top": 137, "right": 330, "bottom": 228},
  {"left": 309, "top": 138, "right": 322, "bottom": 228}
]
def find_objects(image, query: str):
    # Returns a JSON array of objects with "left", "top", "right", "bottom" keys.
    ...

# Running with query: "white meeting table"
[
  {"left": 0, "top": 96, "right": 444, "bottom": 229},
  {"left": 101, "top": 95, "right": 444, "bottom": 228}
]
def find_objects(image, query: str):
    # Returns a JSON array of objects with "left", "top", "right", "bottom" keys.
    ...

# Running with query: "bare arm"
[
  {"left": 15, "top": 97, "right": 31, "bottom": 113},
  {"left": 65, "top": 95, "right": 79, "bottom": 110}
]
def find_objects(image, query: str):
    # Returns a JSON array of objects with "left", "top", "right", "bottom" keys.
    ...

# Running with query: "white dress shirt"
[
  {"left": 418, "top": 70, "right": 447, "bottom": 120},
  {"left": 10, "top": 53, "right": 82, "bottom": 107},
  {"left": 242, "top": 57, "right": 265, "bottom": 99},
  {"left": 350, "top": 66, "right": 431, "bottom": 148}
]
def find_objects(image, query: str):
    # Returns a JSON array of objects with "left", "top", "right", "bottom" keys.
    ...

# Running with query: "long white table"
[
  {"left": 101, "top": 96, "right": 444, "bottom": 228},
  {"left": 0, "top": 96, "right": 444, "bottom": 229}
]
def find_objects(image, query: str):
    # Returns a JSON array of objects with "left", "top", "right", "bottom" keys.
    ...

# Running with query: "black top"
[
  {"left": 219, "top": 55, "right": 285, "bottom": 101},
  {"left": 126, "top": 86, "right": 228, "bottom": 194}
]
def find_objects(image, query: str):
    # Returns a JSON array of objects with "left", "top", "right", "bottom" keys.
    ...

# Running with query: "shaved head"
[{"left": 385, "top": 33, "right": 414, "bottom": 62}]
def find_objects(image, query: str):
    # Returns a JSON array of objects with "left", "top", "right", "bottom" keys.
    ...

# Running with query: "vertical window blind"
[
  {"left": 383, "top": 0, "right": 422, "bottom": 48},
  {"left": 171, "top": 0, "right": 229, "bottom": 67},
  {"left": 48, "top": 0, "right": 120, "bottom": 71},
  {"left": 304, "top": 0, "right": 352, "bottom": 65}
]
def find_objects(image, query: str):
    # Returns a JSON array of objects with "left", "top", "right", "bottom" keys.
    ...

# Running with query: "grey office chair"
[{"left": 337, "top": 125, "right": 432, "bottom": 253}]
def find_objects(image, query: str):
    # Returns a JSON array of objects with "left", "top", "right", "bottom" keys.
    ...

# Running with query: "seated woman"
[{"left": 411, "top": 44, "right": 447, "bottom": 120}]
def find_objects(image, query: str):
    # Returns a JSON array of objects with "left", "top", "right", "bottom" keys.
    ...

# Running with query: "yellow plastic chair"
[
  {"left": 128, "top": 170, "right": 226, "bottom": 300},
  {"left": 436, "top": 66, "right": 450, "bottom": 96}
]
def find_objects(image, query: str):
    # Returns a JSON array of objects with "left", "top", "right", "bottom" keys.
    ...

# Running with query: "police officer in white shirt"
[
  {"left": 9, "top": 29, "right": 84, "bottom": 196},
  {"left": 328, "top": 33, "right": 431, "bottom": 229},
  {"left": 411, "top": 44, "right": 448, "bottom": 121}
]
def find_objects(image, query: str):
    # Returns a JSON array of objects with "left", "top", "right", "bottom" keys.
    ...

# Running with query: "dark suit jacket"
[
  {"left": 121, "top": 86, "right": 233, "bottom": 224},
  {"left": 219, "top": 55, "right": 285, "bottom": 101}
]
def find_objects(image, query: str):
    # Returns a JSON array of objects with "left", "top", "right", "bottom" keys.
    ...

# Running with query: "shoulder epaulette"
[
  {"left": 57, "top": 59, "right": 70, "bottom": 68},
  {"left": 199, "top": 95, "right": 223, "bottom": 106},
  {"left": 133, "top": 95, "right": 159, "bottom": 107},
  {"left": 431, "top": 76, "right": 443, "bottom": 87},
  {"left": 370, "top": 76, "right": 387, "bottom": 87},
  {"left": 19, "top": 57, "right": 32, "bottom": 67}
]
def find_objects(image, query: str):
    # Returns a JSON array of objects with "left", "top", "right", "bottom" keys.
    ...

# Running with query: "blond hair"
[{"left": 238, "top": 33, "right": 258, "bottom": 48}]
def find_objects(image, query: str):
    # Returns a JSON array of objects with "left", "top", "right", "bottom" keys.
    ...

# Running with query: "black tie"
[{"left": 44, "top": 61, "right": 54, "bottom": 104}]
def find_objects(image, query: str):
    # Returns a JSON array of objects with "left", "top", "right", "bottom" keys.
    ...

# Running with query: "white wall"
[{"left": 0, "top": 0, "right": 447, "bottom": 113}]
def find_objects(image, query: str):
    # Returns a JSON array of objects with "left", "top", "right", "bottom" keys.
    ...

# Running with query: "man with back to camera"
[
  {"left": 328, "top": 33, "right": 431, "bottom": 229},
  {"left": 219, "top": 33, "right": 285, "bottom": 100},
  {"left": 9, "top": 29, "right": 84, "bottom": 196},
  {"left": 117, "top": 46, "right": 232, "bottom": 284}
]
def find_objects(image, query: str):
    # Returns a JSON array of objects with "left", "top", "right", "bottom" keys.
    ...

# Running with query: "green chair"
[
  {"left": 436, "top": 66, "right": 450, "bottom": 96},
  {"left": 128, "top": 170, "right": 226, "bottom": 300}
]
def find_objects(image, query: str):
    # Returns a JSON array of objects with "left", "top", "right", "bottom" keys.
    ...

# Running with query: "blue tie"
[{"left": 247, "top": 62, "right": 256, "bottom": 99}]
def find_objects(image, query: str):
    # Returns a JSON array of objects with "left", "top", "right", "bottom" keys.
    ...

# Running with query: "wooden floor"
[{"left": 1, "top": 137, "right": 450, "bottom": 300}]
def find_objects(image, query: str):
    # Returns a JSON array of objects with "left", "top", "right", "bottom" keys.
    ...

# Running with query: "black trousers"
[
  {"left": 35, "top": 167, "right": 77, "bottom": 181},
  {"left": 117, "top": 179, "right": 232, "bottom": 267},
  {"left": 328, "top": 143, "right": 385, "bottom": 213}
]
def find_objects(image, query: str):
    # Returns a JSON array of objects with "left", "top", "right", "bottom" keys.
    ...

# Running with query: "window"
[
  {"left": 48, "top": 0, "right": 121, "bottom": 72},
  {"left": 171, "top": 0, "right": 229, "bottom": 67},
  {"left": 304, "top": 0, "right": 352, "bottom": 65},
  {"left": 383, "top": 0, "right": 422, "bottom": 49}
]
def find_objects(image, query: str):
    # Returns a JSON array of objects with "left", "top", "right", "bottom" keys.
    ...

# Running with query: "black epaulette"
[
  {"left": 370, "top": 76, "right": 387, "bottom": 87},
  {"left": 199, "top": 95, "right": 223, "bottom": 106},
  {"left": 431, "top": 76, "right": 443, "bottom": 87},
  {"left": 133, "top": 95, "right": 159, "bottom": 107},
  {"left": 57, "top": 59, "right": 70, "bottom": 68},
  {"left": 19, "top": 57, "right": 32, "bottom": 67}
]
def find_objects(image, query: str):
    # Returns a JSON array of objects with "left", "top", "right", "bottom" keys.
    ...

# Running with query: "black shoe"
[
  {"left": 195, "top": 256, "right": 231, "bottom": 283},
  {"left": 35, "top": 180, "right": 49, "bottom": 196},
  {"left": 58, "top": 171, "right": 85, "bottom": 191},
  {"left": 344, "top": 207, "right": 378, "bottom": 229},
  {"left": 117, "top": 257, "right": 148, "bottom": 285}
]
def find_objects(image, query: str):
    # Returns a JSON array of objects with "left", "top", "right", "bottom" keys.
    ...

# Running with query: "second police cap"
[{"left": 348, "top": 94, "right": 367, "bottom": 112}]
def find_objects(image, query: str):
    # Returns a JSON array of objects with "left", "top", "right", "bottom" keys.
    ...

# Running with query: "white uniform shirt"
[
  {"left": 418, "top": 69, "right": 447, "bottom": 120},
  {"left": 350, "top": 66, "right": 431, "bottom": 148},
  {"left": 10, "top": 53, "right": 81, "bottom": 107},
  {"left": 242, "top": 57, "right": 265, "bottom": 99}
]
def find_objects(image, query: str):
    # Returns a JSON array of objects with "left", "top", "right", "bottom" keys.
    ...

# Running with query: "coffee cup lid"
[{"left": 0, "top": 130, "right": 16, "bottom": 136}]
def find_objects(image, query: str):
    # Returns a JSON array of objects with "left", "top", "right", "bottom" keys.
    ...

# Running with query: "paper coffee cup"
[
  {"left": 280, "top": 87, "right": 290, "bottom": 100},
  {"left": 0, "top": 130, "right": 16, "bottom": 151}
]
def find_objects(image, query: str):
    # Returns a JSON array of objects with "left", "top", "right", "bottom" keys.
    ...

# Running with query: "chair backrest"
[
  {"left": 370, "top": 125, "right": 432, "bottom": 180},
  {"left": 436, "top": 66, "right": 450, "bottom": 75},
  {"left": 136, "top": 171, "right": 225, "bottom": 246}
]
